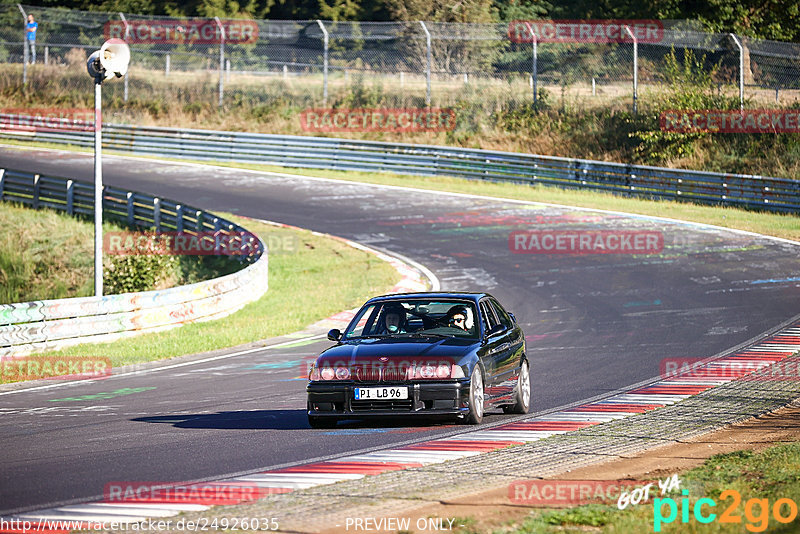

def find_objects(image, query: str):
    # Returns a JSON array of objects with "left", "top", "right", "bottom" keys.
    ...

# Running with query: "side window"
[
  {"left": 490, "top": 299, "right": 513, "bottom": 329},
  {"left": 348, "top": 304, "right": 378, "bottom": 337},
  {"left": 480, "top": 301, "right": 498, "bottom": 333}
]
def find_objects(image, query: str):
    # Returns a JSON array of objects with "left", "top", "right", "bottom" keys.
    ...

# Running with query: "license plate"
[{"left": 354, "top": 387, "right": 408, "bottom": 400}]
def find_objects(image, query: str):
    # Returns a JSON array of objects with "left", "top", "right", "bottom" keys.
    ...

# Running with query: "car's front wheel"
[
  {"left": 308, "top": 415, "right": 337, "bottom": 429},
  {"left": 504, "top": 359, "right": 531, "bottom": 414},
  {"left": 466, "top": 365, "right": 485, "bottom": 424}
]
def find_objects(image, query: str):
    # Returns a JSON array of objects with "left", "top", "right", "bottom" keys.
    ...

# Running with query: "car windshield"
[{"left": 344, "top": 299, "right": 479, "bottom": 340}]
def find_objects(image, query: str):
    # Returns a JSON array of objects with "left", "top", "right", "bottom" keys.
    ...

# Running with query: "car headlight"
[
  {"left": 450, "top": 364, "right": 465, "bottom": 378},
  {"left": 335, "top": 366, "right": 351, "bottom": 380},
  {"left": 406, "top": 362, "right": 464, "bottom": 380},
  {"left": 310, "top": 363, "right": 351, "bottom": 381},
  {"left": 308, "top": 362, "right": 320, "bottom": 381},
  {"left": 436, "top": 364, "right": 451, "bottom": 378},
  {"left": 320, "top": 366, "right": 335, "bottom": 381}
]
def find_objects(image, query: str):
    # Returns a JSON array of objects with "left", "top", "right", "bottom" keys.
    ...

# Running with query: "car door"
[
  {"left": 479, "top": 298, "right": 510, "bottom": 402},
  {"left": 487, "top": 298, "right": 525, "bottom": 403}
]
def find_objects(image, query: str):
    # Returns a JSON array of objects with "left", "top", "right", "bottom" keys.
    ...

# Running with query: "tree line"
[{"left": 12, "top": 0, "right": 800, "bottom": 42}]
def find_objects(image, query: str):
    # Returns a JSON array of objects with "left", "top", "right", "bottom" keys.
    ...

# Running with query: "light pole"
[{"left": 86, "top": 38, "right": 130, "bottom": 297}]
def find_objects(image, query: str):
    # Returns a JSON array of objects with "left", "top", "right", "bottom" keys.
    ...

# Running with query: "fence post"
[
  {"left": 0, "top": 169, "right": 5, "bottom": 201},
  {"left": 153, "top": 198, "right": 161, "bottom": 232},
  {"left": 44, "top": 46, "right": 48, "bottom": 65},
  {"left": 624, "top": 26, "right": 638, "bottom": 114},
  {"left": 118, "top": 13, "right": 131, "bottom": 102},
  {"left": 17, "top": 4, "right": 27, "bottom": 86},
  {"left": 66, "top": 179, "right": 74, "bottom": 215},
  {"left": 729, "top": 33, "right": 744, "bottom": 110},
  {"left": 419, "top": 21, "right": 432, "bottom": 107},
  {"left": 32, "top": 173, "right": 40, "bottom": 210},
  {"left": 126, "top": 191, "right": 134, "bottom": 226},
  {"left": 316, "top": 20, "right": 329, "bottom": 106},
  {"left": 524, "top": 22, "right": 537, "bottom": 107},
  {"left": 176, "top": 204, "right": 184, "bottom": 232},
  {"left": 215, "top": 16, "right": 225, "bottom": 108},
  {"left": 165, "top": 53, "right": 170, "bottom": 76}
]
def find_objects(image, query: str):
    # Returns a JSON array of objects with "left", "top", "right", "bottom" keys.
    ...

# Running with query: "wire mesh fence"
[{"left": 5, "top": 4, "right": 800, "bottom": 118}]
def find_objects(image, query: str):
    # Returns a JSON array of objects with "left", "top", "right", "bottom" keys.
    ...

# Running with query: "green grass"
[
  {"left": 0, "top": 201, "right": 245, "bottom": 303},
  {"left": 498, "top": 442, "right": 800, "bottom": 533},
  {"left": 0, "top": 202, "right": 105, "bottom": 303},
  {"left": 15, "top": 215, "right": 401, "bottom": 375}
]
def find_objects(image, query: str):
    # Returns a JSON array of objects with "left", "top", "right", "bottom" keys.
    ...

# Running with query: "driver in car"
[
  {"left": 446, "top": 305, "right": 470, "bottom": 331},
  {"left": 382, "top": 304, "right": 407, "bottom": 334}
]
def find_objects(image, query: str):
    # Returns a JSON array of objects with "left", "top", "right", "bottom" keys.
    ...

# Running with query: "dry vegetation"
[{"left": 3, "top": 56, "right": 800, "bottom": 180}]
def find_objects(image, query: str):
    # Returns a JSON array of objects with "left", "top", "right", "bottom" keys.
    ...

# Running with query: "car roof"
[{"left": 365, "top": 292, "right": 491, "bottom": 305}]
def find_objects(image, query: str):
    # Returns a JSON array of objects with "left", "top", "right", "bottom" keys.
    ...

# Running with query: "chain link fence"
[{"left": 4, "top": 4, "right": 800, "bottom": 118}]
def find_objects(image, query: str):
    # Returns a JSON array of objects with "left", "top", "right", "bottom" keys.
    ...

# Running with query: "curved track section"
[{"left": 0, "top": 146, "right": 798, "bottom": 516}]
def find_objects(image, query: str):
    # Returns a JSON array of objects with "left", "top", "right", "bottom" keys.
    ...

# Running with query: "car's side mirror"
[
  {"left": 327, "top": 329, "right": 342, "bottom": 342},
  {"left": 508, "top": 312, "right": 517, "bottom": 323}
]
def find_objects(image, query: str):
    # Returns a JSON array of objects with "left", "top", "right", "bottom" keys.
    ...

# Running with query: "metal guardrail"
[
  {"left": 0, "top": 167, "right": 269, "bottom": 358},
  {"left": 0, "top": 116, "right": 797, "bottom": 213}
]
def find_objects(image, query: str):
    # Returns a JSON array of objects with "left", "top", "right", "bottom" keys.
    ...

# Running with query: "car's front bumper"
[{"left": 307, "top": 380, "right": 470, "bottom": 417}]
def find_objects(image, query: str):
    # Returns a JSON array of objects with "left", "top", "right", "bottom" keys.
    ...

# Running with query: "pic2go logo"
[{"left": 654, "top": 489, "right": 799, "bottom": 532}]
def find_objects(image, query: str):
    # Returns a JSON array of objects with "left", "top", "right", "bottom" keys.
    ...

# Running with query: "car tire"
[
  {"left": 505, "top": 359, "right": 531, "bottom": 414},
  {"left": 308, "top": 415, "right": 337, "bottom": 429},
  {"left": 466, "top": 365, "right": 485, "bottom": 425}
]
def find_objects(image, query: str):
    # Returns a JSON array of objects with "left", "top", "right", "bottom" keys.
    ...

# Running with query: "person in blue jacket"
[{"left": 25, "top": 14, "right": 38, "bottom": 64}]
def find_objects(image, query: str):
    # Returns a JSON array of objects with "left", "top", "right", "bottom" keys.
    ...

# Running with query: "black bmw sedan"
[{"left": 306, "top": 292, "right": 529, "bottom": 428}]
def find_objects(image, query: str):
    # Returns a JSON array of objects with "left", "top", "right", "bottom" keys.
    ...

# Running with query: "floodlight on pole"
[{"left": 87, "top": 38, "right": 130, "bottom": 297}]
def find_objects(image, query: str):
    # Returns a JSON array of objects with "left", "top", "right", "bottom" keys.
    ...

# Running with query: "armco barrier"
[
  {"left": 0, "top": 115, "right": 798, "bottom": 212},
  {"left": 0, "top": 168, "right": 268, "bottom": 358}
]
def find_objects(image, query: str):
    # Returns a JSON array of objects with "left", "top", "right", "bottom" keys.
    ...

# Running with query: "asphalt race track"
[{"left": 1, "top": 146, "right": 799, "bottom": 515}]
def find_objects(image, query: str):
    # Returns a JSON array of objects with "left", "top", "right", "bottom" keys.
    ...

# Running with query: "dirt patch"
[{"left": 320, "top": 399, "right": 800, "bottom": 534}]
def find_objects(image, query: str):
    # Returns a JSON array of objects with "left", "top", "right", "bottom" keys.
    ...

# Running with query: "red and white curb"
[{"left": 8, "top": 323, "right": 799, "bottom": 532}]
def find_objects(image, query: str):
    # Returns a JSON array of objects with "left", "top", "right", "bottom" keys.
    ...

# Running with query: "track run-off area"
[{"left": 1, "top": 145, "right": 799, "bottom": 520}]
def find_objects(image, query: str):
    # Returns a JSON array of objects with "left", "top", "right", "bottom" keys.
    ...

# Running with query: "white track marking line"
[{"left": 0, "top": 334, "right": 325, "bottom": 397}]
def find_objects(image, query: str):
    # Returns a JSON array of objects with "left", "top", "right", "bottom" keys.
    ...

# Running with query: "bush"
[
  {"left": 103, "top": 254, "right": 181, "bottom": 294},
  {"left": 629, "top": 48, "right": 741, "bottom": 164}
]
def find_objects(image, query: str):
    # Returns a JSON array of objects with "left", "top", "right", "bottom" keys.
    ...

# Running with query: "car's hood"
[{"left": 317, "top": 336, "right": 476, "bottom": 366}]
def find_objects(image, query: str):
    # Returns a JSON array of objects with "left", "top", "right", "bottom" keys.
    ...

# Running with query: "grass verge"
[
  {"left": 0, "top": 201, "right": 245, "bottom": 303},
  {"left": 4, "top": 215, "right": 401, "bottom": 381},
  {"left": 0, "top": 202, "right": 110, "bottom": 303},
  {"left": 489, "top": 441, "right": 800, "bottom": 533},
  {"left": 7, "top": 61, "right": 800, "bottom": 180}
]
